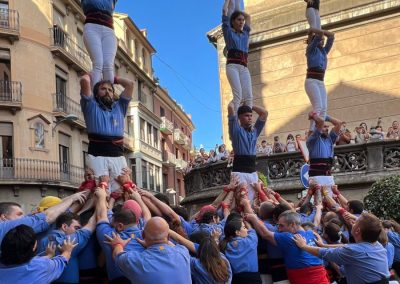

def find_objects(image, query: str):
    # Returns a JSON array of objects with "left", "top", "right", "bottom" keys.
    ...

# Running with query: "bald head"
[
  {"left": 259, "top": 201, "right": 275, "bottom": 220},
  {"left": 143, "top": 217, "right": 169, "bottom": 245}
]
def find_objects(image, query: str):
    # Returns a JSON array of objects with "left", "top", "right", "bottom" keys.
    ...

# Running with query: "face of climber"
[
  {"left": 239, "top": 112, "right": 253, "bottom": 129},
  {"left": 321, "top": 123, "right": 329, "bottom": 137},
  {"left": 232, "top": 14, "right": 245, "bottom": 32},
  {"left": 318, "top": 36, "right": 325, "bottom": 48},
  {"left": 96, "top": 82, "right": 114, "bottom": 108}
]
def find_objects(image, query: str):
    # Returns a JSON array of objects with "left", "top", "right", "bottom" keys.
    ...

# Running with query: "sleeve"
[
  {"left": 243, "top": 24, "right": 251, "bottom": 33},
  {"left": 70, "top": 229, "right": 92, "bottom": 257},
  {"left": 329, "top": 130, "right": 339, "bottom": 144},
  {"left": 221, "top": 15, "right": 231, "bottom": 42},
  {"left": 308, "top": 209, "right": 317, "bottom": 223},
  {"left": 115, "top": 251, "right": 137, "bottom": 277},
  {"left": 80, "top": 94, "right": 95, "bottom": 114},
  {"left": 180, "top": 216, "right": 193, "bottom": 236},
  {"left": 254, "top": 118, "right": 266, "bottom": 137},
  {"left": 228, "top": 115, "right": 239, "bottom": 142},
  {"left": 324, "top": 36, "right": 335, "bottom": 54},
  {"left": 318, "top": 246, "right": 353, "bottom": 266},
  {"left": 388, "top": 232, "right": 400, "bottom": 247},
  {"left": 306, "top": 35, "right": 321, "bottom": 54},
  {"left": 274, "top": 232, "right": 291, "bottom": 250},
  {"left": 243, "top": 229, "right": 258, "bottom": 248},
  {"left": 43, "top": 255, "right": 69, "bottom": 282},
  {"left": 306, "top": 130, "right": 322, "bottom": 149},
  {"left": 96, "top": 221, "right": 114, "bottom": 244},
  {"left": 118, "top": 94, "right": 132, "bottom": 116},
  {"left": 0, "top": 213, "right": 49, "bottom": 242}
]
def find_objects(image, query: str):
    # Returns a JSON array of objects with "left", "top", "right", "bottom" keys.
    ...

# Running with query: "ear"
[
  {"left": 33, "top": 240, "right": 37, "bottom": 252},
  {"left": 0, "top": 214, "right": 7, "bottom": 221},
  {"left": 61, "top": 223, "right": 68, "bottom": 232},
  {"left": 117, "top": 223, "right": 124, "bottom": 232}
]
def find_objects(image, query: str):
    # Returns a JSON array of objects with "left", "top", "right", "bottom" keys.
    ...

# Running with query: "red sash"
[{"left": 287, "top": 265, "right": 329, "bottom": 284}]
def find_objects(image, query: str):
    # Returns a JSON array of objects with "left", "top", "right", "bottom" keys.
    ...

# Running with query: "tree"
[{"left": 364, "top": 175, "right": 400, "bottom": 221}]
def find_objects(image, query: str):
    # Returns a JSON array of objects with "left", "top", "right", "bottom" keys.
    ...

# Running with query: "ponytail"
[{"left": 199, "top": 237, "right": 230, "bottom": 283}]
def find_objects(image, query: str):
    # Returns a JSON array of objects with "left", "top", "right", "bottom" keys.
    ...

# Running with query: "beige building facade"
[
  {"left": 209, "top": 0, "right": 400, "bottom": 147},
  {"left": 0, "top": 0, "right": 194, "bottom": 210}
]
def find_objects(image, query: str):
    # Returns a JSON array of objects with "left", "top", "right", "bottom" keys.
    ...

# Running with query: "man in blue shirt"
[
  {"left": 80, "top": 74, "right": 134, "bottom": 193},
  {"left": 0, "top": 192, "right": 88, "bottom": 244},
  {"left": 293, "top": 212, "right": 390, "bottom": 284},
  {"left": 38, "top": 211, "right": 96, "bottom": 284},
  {"left": 228, "top": 102, "right": 267, "bottom": 202},
  {"left": 105, "top": 216, "right": 191, "bottom": 284},
  {"left": 384, "top": 220, "right": 400, "bottom": 276},
  {"left": 307, "top": 113, "right": 342, "bottom": 196}
]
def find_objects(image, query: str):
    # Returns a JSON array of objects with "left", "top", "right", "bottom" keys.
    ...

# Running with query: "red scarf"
[{"left": 78, "top": 179, "right": 96, "bottom": 192}]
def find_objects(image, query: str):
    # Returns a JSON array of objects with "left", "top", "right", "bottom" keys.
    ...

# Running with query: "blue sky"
[{"left": 116, "top": 1, "right": 224, "bottom": 151}]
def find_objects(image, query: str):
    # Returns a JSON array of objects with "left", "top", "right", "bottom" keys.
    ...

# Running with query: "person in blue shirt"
[
  {"left": 0, "top": 224, "right": 76, "bottom": 284},
  {"left": 80, "top": 74, "right": 134, "bottom": 194},
  {"left": 228, "top": 102, "right": 267, "bottom": 202},
  {"left": 305, "top": 28, "right": 335, "bottom": 132},
  {"left": 246, "top": 210, "right": 329, "bottom": 284},
  {"left": 81, "top": 0, "right": 118, "bottom": 87},
  {"left": 307, "top": 113, "right": 342, "bottom": 196},
  {"left": 105, "top": 216, "right": 192, "bottom": 284},
  {"left": 222, "top": 0, "right": 252, "bottom": 113},
  {"left": 383, "top": 220, "right": 400, "bottom": 276},
  {"left": 38, "top": 211, "right": 96, "bottom": 284},
  {"left": 293, "top": 212, "right": 390, "bottom": 284},
  {"left": 95, "top": 187, "right": 145, "bottom": 284},
  {"left": 0, "top": 192, "right": 88, "bottom": 245}
]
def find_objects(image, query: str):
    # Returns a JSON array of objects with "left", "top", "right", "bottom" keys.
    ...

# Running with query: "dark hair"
[
  {"left": 113, "top": 208, "right": 137, "bottom": 225},
  {"left": 154, "top": 193, "right": 170, "bottom": 206},
  {"left": 220, "top": 219, "right": 242, "bottom": 252},
  {"left": 198, "top": 237, "right": 230, "bottom": 282},
  {"left": 300, "top": 202, "right": 313, "bottom": 215},
  {"left": 112, "top": 204, "right": 123, "bottom": 214},
  {"left": 259, "top": 202, "right": 275, "bottom": 220},
  {"left": 273, "top": 203, "right": 292, "bottom": 221},
  {"left": 172, "top": 206, "right": 189, "bottom": 222},
  {"left": 201, "top": 211, "right": 218, "bottom": 224},
  {"left": 378, "top": 230, "right": 388, "bottom": 246},
  {"left": 324, "top": 221, "right": 348, "bottom": 244},
  {"left": 55, "top": 212, "right": 79, "bottom": 229},
  {"left": 189, "top": 231, "right": 209, "bottom": 244},
  {"left": 348, "top": 200, "right": 364, "bottom": 214},
  {"left": 274, "top": 136, "right": 279, "bottom": 141},
  {"left": 79, "top": 209, "right": 95, "bottom": 226},
  {"left": 0, "top": 202, "right": 21, "bottom": 215},
  {"left": 93, "top": 80, "right": 114, "bottom": 97},
  {"left": 230, "top": 11, "right": 245, "bottom": 28},
  {"left": 226, "top": 212, "right": 242, "bottom": 223},
  {"left": 302, "top": 222, "right": 315, "bottom": 231},
  {"left": 382, "top": 220, "right": 393, "bottom": 229},
  {"left": 0, "top": 225, "right": 36, "bottom": 265},
  {"left": 358, "top": 213, "right": 382, "bottom": 243}
]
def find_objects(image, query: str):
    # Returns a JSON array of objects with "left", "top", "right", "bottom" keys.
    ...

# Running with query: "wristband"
[
  {"left": 239, "top": 188, "right": 248, "bottom": 196},
  {"left": 221, "top": 202, "right": 230, "bottom": 209},
  {"left": 273, "top": 192, "right": 281, "bottom": 201},
  {"left": 337, "top": 208, "right": 346, "bottom": 215},
  {"left": 223, "top": 186, "right": 230, "bottom": 193},
  {"left": 122, "top": 181, "right": 136, "bottom": 192},
  {"left": 258, "top": 190, "right": 267, "bottom": 202},
  {"left": 110, "top": 191, "right": 122, "bottom": 200}
]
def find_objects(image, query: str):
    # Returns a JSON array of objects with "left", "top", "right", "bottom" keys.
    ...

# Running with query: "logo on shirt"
[
  {"left": 130, "top": 233, "right": 136, "bottom": 239},
  {"left": 159, "top": 245, "right": 165, "bottom": 251}
]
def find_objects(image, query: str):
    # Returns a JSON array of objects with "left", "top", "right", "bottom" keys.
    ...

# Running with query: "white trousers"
[
  {"left": 306, "top": 8, "right": 321, "bottom": 29},
  {"left": 231, "top": 171, "right": 258, "bottom": 201},
  {"left": 309, "top": 175, "right": 335, "bottom": 196},
  {"left": 87, "top": 154, "right": 127, "bottom": 192},
  {"left": 226, "top": 63, "right": 253, "bottom": 113},
  {"left": 83, "top": 23, "right": 117, "bottom": 87},
  {"left": 305, "top": 78, "right": 327, "bottom": 130},
  {"left": 227, "top": 0, "right": 241, "bottom": 17}
]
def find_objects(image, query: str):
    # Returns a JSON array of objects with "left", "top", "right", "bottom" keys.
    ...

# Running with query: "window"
[
  {"left": 55, "top": 71, "right": 67, "bottom": 112},
  {"left": 149, "top": 164, "right": 154, "bottom": 190},
  {"left": 141, "top": 160, "right": 148, "bottom": 189},
  {"left": 58, "top": 133, "right": 70, "bottom": 180},
  {"left": 131, "top": 159, "right": 137, "bottom": 183},
  {"left": 53, "top": 9, "right": 66, "bottom": 47},
  {"left": 0, "top": 49, "right": 11, "bottom": 100},
  {"left": 138, "top": 80, "right": 146, "bottom": 103},
  {"left": 0, "top": 122, "right": 13, "bottom": 160},
  {"left": 134, "top": 40, "right": 139, "bottom": 62},
  {"left": 53, "top": 8, "right": 65, "bottom": 29},
  {"left": 175, "top": 148, "right": 179, "bottom": 159},
  {"left": 126, "top": 116, "right": 134, "bottom": 136},
  {"left": 140, "top": 118, "right": 145, "bottom": 141},
  {"left": 155, "top": 166, "right": 161, "bottom": 192},
  {"left": 153, "top": 127, "right": 158, "bottom": 149},
  {"left": 142, "top": 48, "right": 146, "bottom": 68},
  {"left": 147, "top": 123, "right": 152, "bottom": 145},
  {"left": 160, "top": 107, "right": 165, "bottom": 117},
  {"left": 82, "top": 142, "right": 88, "bottom": 168},
  {"left": 163, "top": 173, "right": 168, "bottom": 191}
]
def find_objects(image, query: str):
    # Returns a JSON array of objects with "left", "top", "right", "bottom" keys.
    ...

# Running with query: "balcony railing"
[
  {"left": 0, "top": 80, "right": 22, "bottom": 112},
  {"left": 162, "top": 151, "right": 176, "bottom": 166},
  {"left": 182, "top": 136, "right": 191, "bottom": 150},
  {"left": 0, "top": 8, "right": 19, "bottom": 41},
  {"left": 0, "top": 158, "right": 84, "bottom": 185},
  {"left": 53, "top": 93, "right": 85, "bottom": 127},
  {"left": 160, "top": 117, "right": 173, "bottom": 135},
  {"left": 50, "top": 26, "right": 91, "bottom": 73},
  {"left": 176, "top": 158, "right": 188, "bottom": 171},
  {"left": 174, "top": 128, "right": 186, "bottom": 145}
]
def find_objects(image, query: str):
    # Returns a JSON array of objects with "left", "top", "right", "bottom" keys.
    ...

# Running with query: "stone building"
[
  {"left": 0, "top": 0, "right": 193, "bottom": 211},
  {"left": 208, "top": 0, "right": 400, "bottom": 146}
]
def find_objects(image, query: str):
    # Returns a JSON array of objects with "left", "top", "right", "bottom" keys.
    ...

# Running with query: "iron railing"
[
  {"left": 53, "top": 93, "right": 84, "bottom": 122},
  {"left": 0, "top": 158, "right": 84, "bottom": 185},
  {"left": 0, "top": 80, "right": 22, "bottom": 103},
  {"left": 0, "top": 8, "right": 19, "bottom": 33}
]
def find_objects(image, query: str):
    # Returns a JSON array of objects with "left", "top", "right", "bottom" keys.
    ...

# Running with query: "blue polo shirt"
[
  {"left": 300, "top": 209, "right": 316, "bottom": 224},
  {"left": 228, "top": 115, "right": 265, "bottom": 156},
  {"left": 96, "top": 221, "right": 144, "bottom": 281},
  {"left": 80, "top": 94, "right": 130, "bottom": 137},
  {"left": 388, "top": 231, "right": 400, "bottom": 262},
  {"left": 262, "top": 220, "right": 283, "bottom": 259},
  {"left": 224, "top": 229, "right": 258, "bottom": 273},
  {"left": 0, "top": 255, "right": 68, "bottom": 284},
  {"left": 81, "top": 0, "right": 116, "bottom": 16},
  {"left": 190, "top": 253, "right": 232, "bottom": 284},
  {"left": 191, "top": 220, "right": 225, "bottom": 237},
  {"left": 319, "top": 242, "right": 389, "bottom": 284},
  {"left": 115, "top": 243, "right": 191, "bottom": 284},
  {"left": 307, "top": 130, "right": 338, "bottom": 159},
  {"left": 386, "top": 242, "right": 394, "bottom": 268},
  {"left": 180, "top": 216, "right": 193, "bottom": 237},
  {"left": 306, "top": 35, "right": 335, "bottom": 71},
  {"left": 38, "top": 229, "right": 92, "bottom": 283},
  {"left": 274, "top": 230, "right": 323, "bottom": 269},
  {"left": 222, "top": 15, "right": 250, "bottom": 53},
  {"left": 77, "top": 235, "right": 98, "bottom": 270},
  {"left": 0, "top": 213, "right": 49, "bottom": 244}
]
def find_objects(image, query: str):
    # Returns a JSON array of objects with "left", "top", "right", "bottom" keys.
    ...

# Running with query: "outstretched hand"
[{"left": 104, "top": 232, "right": 131, "bottom": 249}]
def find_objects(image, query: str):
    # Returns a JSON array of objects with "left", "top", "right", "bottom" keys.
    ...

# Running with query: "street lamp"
[{"left": 52, "top": 114, "right": 78, "bottom": 137}]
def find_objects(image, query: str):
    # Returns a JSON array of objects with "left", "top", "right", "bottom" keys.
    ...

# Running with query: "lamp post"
[{"left": 52, "top": 114, "right": 78, "bottom": 137}]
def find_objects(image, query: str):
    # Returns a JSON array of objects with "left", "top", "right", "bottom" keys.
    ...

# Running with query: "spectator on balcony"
[
  {"left": 258, "top": 140, "right": 273, "bottom": 155},
  {"left": 370, "top": 126, "right": 385, "bottom": 141},
  {"left": 286, "top": 134, "right": 298, "bottom": 152},
  {"left": 387, "top": 121, "right": 400, "bottom": 139},
  {"left": 354, "top": 126, "right": 369, "bottom": 144},
  {"left": 207, "top": 150, "right": 218, "bottom": 163},
  {"left": 336, "top": 128, "right": 351, "bottom": 146},
  {"left": 228, "top": 103, "right": 268, "bottom": 202},
  {"left": 80, "top": 74, "right": 134, "bottom": 193},
  {"left": 81, "top": 0, "right": 118, "bottom": 88},
  {"left": 216, "top": 144, "right": 230, "bottom": 161},
  {"left": 227, "top": 150, "right": 235, "bottom": 167},
  {"left": 273, "top": 136, "right": 286, "bottom": 154},
  {"left": 195, "top": 148, "right": 209, "bottom": 166}
]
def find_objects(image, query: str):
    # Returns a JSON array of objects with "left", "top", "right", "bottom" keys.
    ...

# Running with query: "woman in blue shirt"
[
  {"left": 305, "top": 0, "right": 321, "bottom": 29},
  {"left": 81, "top": 0, "right": 118, "bottom": 87},
  {"left": 305, "top": 28, "right": 335, "bottom": 132},
  {"left": 222, "top": 0, "right": 253, "bottom": 114}
]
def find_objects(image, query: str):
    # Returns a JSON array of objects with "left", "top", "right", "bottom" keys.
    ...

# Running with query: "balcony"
[
  {"left": 162, "top": 151, "right": 176, "bottom": 166},
  {"left": 174, "top": 128, "right": 186, "bottom": 145},
  {"left": 52, "top": 93, "right": 85, "bottom": 129},
  {"left": 50, "top": 26, "right": 91, "bottom": 73},
  {"left": 182, "top": 136, "right": 191, "bottom": 150},
  {"left": 175, "top": 158, "right": 188, "bottom": 171},
  {"left": 160, "top": 117, "right": 173, "bottom": 135},
  {"left": 123, "top": 132, "right": 134, "bottom": 152},
  {"left": 0, "top": 8, "right": 19, "bottom": 43},
  {"left": 0, "top": 80, "right": 22, "bottom": 114},
  {"left": 0, "top": 158, "right": 84, "bottom": 186},
  {"left": 139, "top": 140, "right": 162, "bottom": 160}
]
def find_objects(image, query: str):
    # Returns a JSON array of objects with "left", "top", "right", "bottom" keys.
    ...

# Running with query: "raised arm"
[
  {"left": 246, "top": 214, "right": 277, "bottom": 246},
  {"left": 332, "top": 185, "right": 349, "bottom": 210},
  {"left": 228, "top": 101, "right": 235, "bottom": 116},
  {"left": 116, "top": 77, "right": 134, "bottom": 99},
  {"left": 80, "top": 74, "right": 92, "bottom": 97},
  {"left": 44, "top": 192, "right": 87, "bottom": 223},
  {"left": 313, "top": 204, "right": 323, "bottom": 228},
  {"left": 326, "top": 115, "right": 342, "bottom": 135},
  {"left": 139, "top": 190, "right": 180, "bottom": 224},
  {"left": 252, "top": 105, "right": 267, "bottom": 121},
  {"left": 94, "top": 188, "right": 109, "bottom": 223},
  {"left": 243, "top": 12, "right": 251, "bottom": 28},
  {"left": 128, "top": 190, "right": 152, "bottom": 222},
  {"left": 169, "top": 229, "right": 196, "bottom": 254}
]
